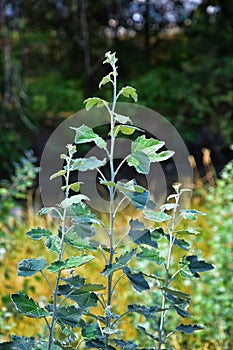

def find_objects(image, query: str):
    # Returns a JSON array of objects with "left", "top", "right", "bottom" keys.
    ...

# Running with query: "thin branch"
[
  {"left": 111, "top": 310, "right": 130, "bottom": 326},
  {"left": 115, "top": 155, "right": 130, "bottom": 177},
  {"left": 111, "top": 273, "right": 125, "bottom": 295},
  {"left": 40, "top": 270, "right": 53, "bottom": 293},
  {"left": 113, "top": 196, "right": 127, "bottom": 218},
  {"left": 114, "top": 231, "right": 129, "bottom": 250}
]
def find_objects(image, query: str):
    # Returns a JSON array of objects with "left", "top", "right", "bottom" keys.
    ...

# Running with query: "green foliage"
[{"left": 1, "top": 52, "right": 214, "bottom": 350}]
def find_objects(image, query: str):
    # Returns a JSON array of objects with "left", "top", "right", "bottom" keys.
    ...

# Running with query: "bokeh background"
[{"left": 0, "top": 1, "right": 232, "bottom": 349}]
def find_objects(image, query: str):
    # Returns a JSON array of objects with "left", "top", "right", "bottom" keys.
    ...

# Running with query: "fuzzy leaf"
[
  {"left": 137, "top": 246, "right": 165, "bottom": 265},
  {"left": 180, "top": 209, "right": 206, "bottom": 220},
  {"left": 144, "top": 209, "right": 171, "bottom": 222},
  {"left": 113, "top": 125, "right": 139, "bottom": 137},
  {"left": 56, "top": 306, "right": 82, "bottom": 327},
  {"left": 119, "top": 86, "right": 138, "bottom": 102},
  {"left": 18, "top": 258, "right": 46, "bottom": 277},
  {"left": 0, "top": 335, "right": 35, "bottom": 350},
  {"left": 60, "top": 194, "right": 90, "bottom": 208},
  {"left": 47, "top": 254, "right": 94, "bottom": 272},
  {"left": 128, "top": 304, "right": 159, "bottom": 318},
  {"left": 11, "top": 293, "right": 49, "bottom": 318},
  {"left": 186, "top": 255, "right": 214, "bottom": 277},
  {"left": 26, "top": 227, "right": 52, "bottom": 240},
  {"left": 123, "top": 267, "right": 149, "bottom": 292},
  {"left": 137, "top": 326, "right": 159, "bottom": 341},
  {"left": 72, "top": 124, "right": 106, "bottom": 149},
  {"left": 50, "top": 169, "right": 66, "bottom": 180},
  {"left": 101, "top": 249, "right": 137, "bottom": 277},
  {"left": 64, "top": 231, "right": 96, "bottom": 251},
  {"left": 99, "top": 73, "right": 113, "bottom": 88},
  {"left": 113, "top": 339, "right": 137, "bottom": 349},
  {"left": 161, "top": 287, "right": 191, "bottom": 300},
  {"left": 83, "top": 98, "right": 107, "bottom": 111},
  {"left": 114, "top": 113, "right": 133, "bottom": 125},
  {"left": 116, "top": 180, "right": 149, "bottom": 210},
  {"left": 163, "top": 234, "right": 190, "bottom": 251},
  {"left": 128, "top": 220, "right": 158, "bottom": 248},
  {"left": 127, "top": 151, "right": 150, "bottom": 174},
  {"left": 82, "top": 322, "right": 102, "bottom": 340},
  {"left": 69, "top": 182, "right": 83, "bottom": 192},
  {"left": 175, "top": 324, "right": 205, "bottom": 334},
  {"left": 70, "top": 157, "right": 106, "bottom": 172},
  {"left": 174, "top": 305, "right": 191, "bottom": 318},
  {"left": 45, "top": 235, "right": 61, "bottom": 254}
]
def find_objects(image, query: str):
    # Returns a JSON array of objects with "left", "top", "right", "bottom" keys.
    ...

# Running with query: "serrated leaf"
[
  {"left": 101, "top": 249, "right": 137, "bottom": 277},
  {"left": 57, "top": 320, "right": 76, "bottom": 341},
  {"left": 114, "top": 113, "right": 133, "bottom": 125},
  {"left": 137, "top": 246, "right": 165, "bottom": 265},
  {"left": 128, "top": 219, "right": 158, "bottom": 248},
  {"left": 186, "top": 255, "right": 214, "bottom": 278},
  {"left": 50, "top": 169, "right": 66, "bottom": 180},
  {"left": 47, "top": 254, "right": 94, "bottom": 272},
  {"left": 103, "top": 51, "right": 118, "bottom": 65},
  {"left": 37, "top": 207, "right": 56, "bottom": 216},
  {"left": 26, "top": 227, "right": 52, "bottom": 240},
  {"left": 175, "top": 324, "right": 205, "bottom": 334},
  {"left": 83, "top": 97, "right": 107, "bottom": 111},
  {"left": 45, "top": 235, "right": 61, "bottom": 254},
  {"left": 86, "top": 339, "right": 116, "bottom": 350},
  {"left": 78, "top": 283, "right": 106, "bottom": 293},
  {"left": 99, "top": 72, "right": 113, "bottom": 88},
  {"left": 119, "top": 86, "right": 138, "bottom": 102},
  {"left": 11, "top": 293, "right": 49, "bottom": 318},
  {"left": 99, "top": 180, "right": 115, "bottom": 187},
  {"left": 180, "top": 209, "right": 206, "bottom": 220},
  {"left": 61, "top": 274, "right": 85, "bottom": 287},
  {"left": 18, "top": 258, "right": 46, "bottom": 277},
  {"left": 128, "top": 304, "right": 158, "bottom": 318},
  {"left": 71, "top": 124, "right": 107, "bottom": 149},
  {"left": 175, "top": 229, "right": 199, "bottom": 235},
  {"left": 123, "top": 267, "right": 149, "bottom": 292},
  {"left": 144, "top": 209, "right": 171, "bottom": 222},
  {"left": 60, "top": 194, "right": 90, "bottom": 208},
  {"left": 70, "top": 157, "right": 106, "bottom": 172},
  {"left": 56, "top": 306, "right": 82, "bottom": 327}
]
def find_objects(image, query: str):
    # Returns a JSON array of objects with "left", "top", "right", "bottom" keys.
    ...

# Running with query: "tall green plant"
[{"left": 0, "top": 52, "right": 214, "bottom": 350}]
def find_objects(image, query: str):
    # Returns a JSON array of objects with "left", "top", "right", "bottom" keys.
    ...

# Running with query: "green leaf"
[
  {"left": 127, "top": 151, "right": 150, "bottom": 174},
  {"left": 47, "top": 254, "right": 94, "bottom": 272},
  {"left": 175, "top": 324, "right": 205, "bottom": 334},
  {"left": 82, "top": 322, "right": 102, "bottom": 340},
  {"left": 123, "top": 267, "right": 149, "bottom": 292},
  {"left": 127, "top": 136, "right": 174, "bottom": 174},
  {"left": 56, "top": 306, "right": 82, "bottom": 327},
  {"left": 186, "top": 255, "right": 215, "bottom": 278},
  {"left": 103, "top": 51, "right": 118, "bottom": 65},
  {"left": 119, "top": 86, "right": 138, "bottom": 102},
  {"left": 74, "top": 221, "right": 96, "bottom": 238},
  {"left": 45, "top": 235, "right": 61, "bottom": 254},
  {"left": 161, "top": 287, "right": 191, "bottom": 300},
  {"left": 101, "top": 249, "right": 137, "bottom": 277},
  {"left": 137, "top": 246, "right": 165, "bottom": 265},
  {"left": 50, "top": 169, "right": 66, "bottom": 180},
  {"left": 113, "top": 125, "right": 139, "bottom": 137},
  {"left": 60, "top": 194, "right": 90, "bottom": 208},
  {"left": 175, "top": 229, "right": 199, "bottom": 235},
  {"left": 72, "top": 124, "right": 106, "bottom": 149},
  {"left": 163, "top": 234, "right": 191, "bottom": 251},
  {"left": 1, "top": 335, "right": 35, "bottom": 350},
  {"left": 173, "top": 305, "right": 191, "bottom": 318},
  {"left": 160, "top": 203, "right": 177, "bottom": 211},
  {"left": 61, "top": 274, "right": 85, "bottom": 287},
  {"left": 11, "top": 293, "right": 49, "bottom": 318},
  {"left": 99, "top": 72, "right": 113, "bottom": 88},
  {"left": 26, "top": 228, "right": 52, "bottom": 240},
  {"left": 137, "top": 326, "right": 159, "bottom": 341},
  {"left": 114, "top": 339, "right": 138, "bottom": 349},
  {"left": 64, "top": 231, "right": 96, "bottom": 251},
  {"left": 83, "top": 97, "right": 107, "bottom": 111},
  {"left": 144, "top": 209, "right": 171, "bottom": 222},
  {"left": 70, "top": 157, "right": 106, "bottom": 172},
  {"left": 180, "top": 209, "right": 206, "bottom": 220},
  {"left": 114, "top": 113, "right": 133, "bottom": 125},
  {"left": 128, "top": 220, "right": 158, "bottom": 248},
  {"left": 37, "top": 207, "right": 55, "bottom": 216},
  {"left": 69, "top": 182, "right": 83, "bottom": 192},
  {"left": 57, "top": 320, "right": 76, "bottom": 341},
  {"left": 116, "top": 180, "right": 149, "bottom": 210},
  {"left": 128, "top": 304, "right": 158, "bottom": 318},
  {"left": 99, "top": 180, "right": 115, "bottom": 187},
  {"left": 18, "top": 258, "right": 46, "bottom": 277}
]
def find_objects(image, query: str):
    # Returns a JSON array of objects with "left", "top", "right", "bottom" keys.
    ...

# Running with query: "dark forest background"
[{"left": 0, "top": 0, "right": 232, "bottom": 178}]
